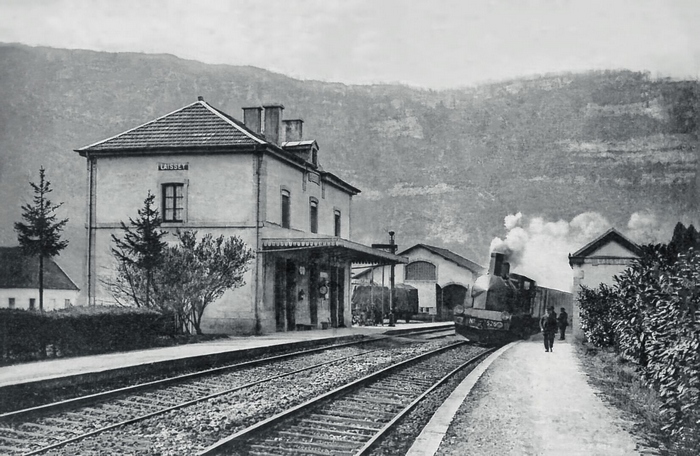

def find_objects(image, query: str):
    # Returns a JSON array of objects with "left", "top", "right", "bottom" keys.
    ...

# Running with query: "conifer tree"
[
  {"left": 14, "top": 167, "right": 69, "bottom": 312},
  {"left": 110, "top": 191, "right": 167, "bottom": 308}
]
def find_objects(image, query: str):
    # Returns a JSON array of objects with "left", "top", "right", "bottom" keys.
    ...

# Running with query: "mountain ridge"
[{"left": 1, "top": 43, "right": 697, "bottom": 293}]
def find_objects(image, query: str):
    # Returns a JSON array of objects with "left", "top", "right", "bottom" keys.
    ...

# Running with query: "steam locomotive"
[{"left": 453, "top": 253, "right": 571, "bottom": 345}]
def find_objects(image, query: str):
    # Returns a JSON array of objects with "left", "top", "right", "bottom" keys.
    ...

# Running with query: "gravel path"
[{"left": 432, "top": 335, "right": 656, "bottom": 456}]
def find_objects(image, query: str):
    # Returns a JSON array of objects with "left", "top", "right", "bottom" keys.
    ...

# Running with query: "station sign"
[{"left": 158, "top": 163, "right": 189, "bottom": 171}]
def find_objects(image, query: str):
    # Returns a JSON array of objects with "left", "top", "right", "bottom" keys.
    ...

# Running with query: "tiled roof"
[
  {"left": 569, "top": 228, "right": 642, "bottom": 265},
  {"left": 77, "top": 100, "right": 265, "bottom": 152},
  {"left": 0, "top": 247, "right": 79, "bottom": 290},
  {"left": 401, "top": 244, "right": 486, "bottom": 274}
]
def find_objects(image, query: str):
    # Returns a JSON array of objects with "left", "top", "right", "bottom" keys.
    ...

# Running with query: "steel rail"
[
  {"left": 1, "top": 336, "right": 386, "bottom": 422},
  {"left": 196, "top": 340, "right": 471, "bottom": 455},
  {"left": 354, "top": 347, "right": 495, "bottom": 455},
  {"left": 6, "top": 340, "right": 389, "bottom": 455}
]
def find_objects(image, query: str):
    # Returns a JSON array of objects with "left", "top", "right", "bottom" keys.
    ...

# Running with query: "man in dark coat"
[
  {"left": 540, "top": 306, "right": 558, "bottom": 352},
  {"left": 557, "top": 307, "right": 569, "bottom": 340}
]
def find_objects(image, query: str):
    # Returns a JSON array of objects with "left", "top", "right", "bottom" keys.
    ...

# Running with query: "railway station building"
[
  {"left": 354, "top": 244, "right": 484, "bottom": 320},
  {"left": 568, "top": 228, "right": 642, "bottom": 340},
  {"left": 75, "top": 98, "right": 406, "bottom": 334}
]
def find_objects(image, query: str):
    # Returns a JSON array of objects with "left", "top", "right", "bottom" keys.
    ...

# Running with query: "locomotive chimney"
[
  {"left": 501, "top": 261, "right": 510, "bottom": 278},
  {"left": 489, "top": 252, "right": 505, "bottom": 276}
]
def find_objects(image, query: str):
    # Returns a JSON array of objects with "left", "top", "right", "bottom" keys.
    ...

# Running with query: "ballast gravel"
[{"left": 45, "top": 339, "right": 455, "bottom": 455}]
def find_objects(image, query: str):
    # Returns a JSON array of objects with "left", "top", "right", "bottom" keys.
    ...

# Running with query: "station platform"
[
  {"left": 0, "top": 321, "right": 452, "bottom": 395},
  {"left": 408, "top": 333, "right": 657, "bottom": 456}
]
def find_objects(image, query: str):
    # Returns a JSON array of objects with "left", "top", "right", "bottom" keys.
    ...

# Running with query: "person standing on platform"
[
  {"left": 557, "top": 307, "right": 569, "bottom": 340},
  {"left": 540, "top": 306, "right": 558, "bottom": 352}
]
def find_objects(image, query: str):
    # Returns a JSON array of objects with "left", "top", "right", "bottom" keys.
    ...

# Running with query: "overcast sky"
[{"left": 1, "top": 0, "right": 699, "bottom": 89}]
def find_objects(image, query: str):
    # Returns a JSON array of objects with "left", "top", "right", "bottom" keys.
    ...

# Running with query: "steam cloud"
[{"left": 490, "top": 211, "right": 672, "bottom": 291}]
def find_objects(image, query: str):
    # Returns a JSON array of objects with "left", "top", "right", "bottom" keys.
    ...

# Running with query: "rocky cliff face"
[{"left": 0, "top": 43, "right": 697, "bottom": 292}]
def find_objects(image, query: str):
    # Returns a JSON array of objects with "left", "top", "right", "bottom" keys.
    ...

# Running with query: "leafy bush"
[
  {"left": 0, "top": 307, "right": 177, "bottom": 365},
  {"left": 578, "top": 283, "right": 616, "bottom": 347},
  {"left": 610, "top": 246, "right": 670, "bottom": 366},
  {"left": 641, "top": 251, "right": 700, "bottom": 447},
  {"left": 577, "top": 241, "right": 700, "bottom": 450}
]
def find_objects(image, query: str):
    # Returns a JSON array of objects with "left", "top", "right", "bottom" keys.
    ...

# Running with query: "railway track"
[
  {"left": 199, "top": 341, "right": 492, "bottom": 456},
  {"left": 0, "top": 339, "right": 387, "bottom": 455},
  {"left": 0, "top": 328, "right": 456, "bottom": 455}
]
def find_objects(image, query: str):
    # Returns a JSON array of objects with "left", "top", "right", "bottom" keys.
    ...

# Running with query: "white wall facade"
[
  {"left": 0, "top": 289, "right": 79, "bottom": 311},
  {"left": 571, "top": 241, "right": 639, "bottom": 340},
  {"left": 86, "top": 149, "right": 354, "bottom": 334},
  {"left": 88, "top": 153, "right": 258, "bottom": 307},
  {"left": 263, "top": 158, "right": 351, "bottom": 239}
]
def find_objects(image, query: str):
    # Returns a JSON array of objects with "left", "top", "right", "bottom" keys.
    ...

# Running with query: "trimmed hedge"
[{"left": 0, "top": 306, "right": 177, "bottom": 365}]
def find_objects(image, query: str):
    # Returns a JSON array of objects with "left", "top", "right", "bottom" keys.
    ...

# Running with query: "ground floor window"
[
  {"left": 8, "top": 297, "right": 15, "bottom": 309},
  {"left": 29, "top": 298, "right": 35, "bottom": 310}
]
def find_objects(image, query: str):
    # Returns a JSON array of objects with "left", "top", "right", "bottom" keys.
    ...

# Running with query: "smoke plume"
[{"left": 489, "top": 211, "right": 671, "bottom": 291}]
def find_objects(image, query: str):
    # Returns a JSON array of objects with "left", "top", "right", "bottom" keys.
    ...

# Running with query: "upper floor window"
[
  {"left": 334, "top": 210, "right": 341, "bottom": 237},
  {"left": 281, "top": 190, "right": 291, "bottom": 229},
  {"left": 309, "top": 198, "right": 318, "bottom": 233},
  {"left": 405, "top": 261, "right": 437, "bottom": 281},
  {"left": 162, "top": 183, "right": 184, "bottom": 222}
]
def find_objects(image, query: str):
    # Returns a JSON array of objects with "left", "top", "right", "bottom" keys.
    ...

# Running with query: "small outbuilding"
[
  {"left": 0, "top": 247, "right": 79, "bottom": 311},
  {"left": 568, "top": 228, "right": 642, "bottom": 340},
  {"left": 354, "top": 244, "right": 484, "bottom": 320}
]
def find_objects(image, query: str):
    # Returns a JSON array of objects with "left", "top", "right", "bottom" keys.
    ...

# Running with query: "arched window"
[
  {"left": 405, "top": 261, "right": 436, "bottom": 281},
  {"left": 309, "top": 197, "right": 318, "bottom": 233},
  {"left": 281, "top": 189, "right": 290, "bottom": 228},
  {"left": 334, "top": 210, "right": 341, "bottom": 237}
]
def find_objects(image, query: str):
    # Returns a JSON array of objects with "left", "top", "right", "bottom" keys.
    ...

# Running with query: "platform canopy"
[{"left": 262, "top": 237, "right": 408, "bottom": 265}]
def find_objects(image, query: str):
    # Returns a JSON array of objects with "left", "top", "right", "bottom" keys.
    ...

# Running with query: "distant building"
[
  {"left": 0, "top": 247, "right": 79, "bottom": 311},
  {"left": 569, "top": 228, "right": 642, "bottom": 339},
  {"left": 355, "top": 244, "right": 484, "bottom": 320},
  {"left": 75, "top": 98, "right": 405, "bottom": 334}
]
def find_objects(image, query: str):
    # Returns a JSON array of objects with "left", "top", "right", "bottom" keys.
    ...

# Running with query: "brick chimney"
[
  {"left": 283, "top": 119, "right": 303, "bottom": 142},
  {"left": 263, "top": 104, "right": 284, "bottom": 145},
  {"left": 242, "top": 107, "right": 263, "bottom": 134}
]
